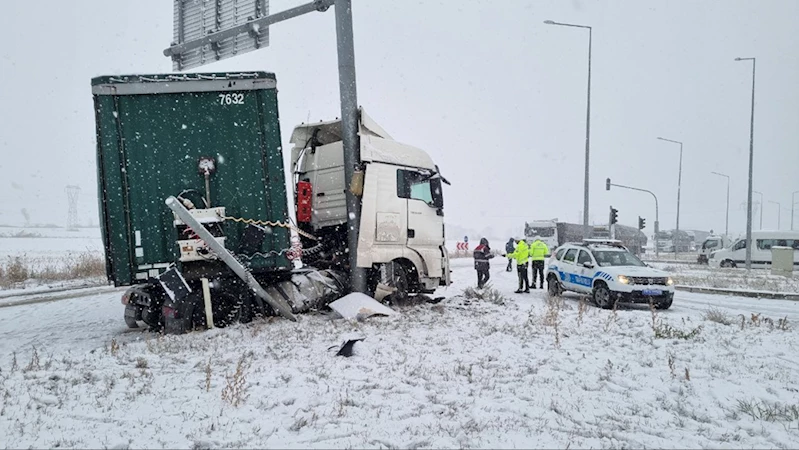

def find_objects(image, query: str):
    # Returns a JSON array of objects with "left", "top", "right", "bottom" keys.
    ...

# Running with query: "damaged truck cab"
[{"left": 290, "top": 109, "right": 451, "bottom": 298}]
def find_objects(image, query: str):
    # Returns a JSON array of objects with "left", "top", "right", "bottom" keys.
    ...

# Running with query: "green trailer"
[{"left": 92, "top": 72, "right": 292, "bottom": 288}]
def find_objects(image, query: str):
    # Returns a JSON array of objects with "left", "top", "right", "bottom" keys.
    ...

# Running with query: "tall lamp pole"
[
  {"left": 735, "top": 56, "right": 756, "bottom": 270},
  {"left": 544, "top": 19, "right": 592, "bottom": 240},
  {"left": 657, "top": 137, "right": 683, "bottom": 255},
  {"left": 711, "top": 171, "right": 730, "bottom": 237},
  {"left": 792, "top": 190, "right": 799, "bottom": 231}
]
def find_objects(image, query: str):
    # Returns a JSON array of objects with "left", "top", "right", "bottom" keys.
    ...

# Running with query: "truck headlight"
[
  {"left": 617, "top": 275, "right": 630, "bottom": 284},
  {"left": 667, "top": 277, "right": 674, "bottom": 286}
]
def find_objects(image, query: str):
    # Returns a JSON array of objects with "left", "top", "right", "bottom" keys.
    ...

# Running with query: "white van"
[{"left": 708, "top": 231, "right": 799, "bottom": 269}]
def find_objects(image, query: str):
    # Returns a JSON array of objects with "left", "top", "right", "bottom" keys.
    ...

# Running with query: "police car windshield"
[{"left": 591, "top": 250, "right": 646, "bottom": 267}]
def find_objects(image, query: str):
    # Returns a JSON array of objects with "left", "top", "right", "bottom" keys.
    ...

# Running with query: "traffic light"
[
  {"left": 610, "top": 206, "right": 618, "bottom": 225},
  {"left": 638, "top": 216, "right": 646, "bottom": 230},
  {"left": 606, "top": 178, "right": 611, "bottom": 191}
]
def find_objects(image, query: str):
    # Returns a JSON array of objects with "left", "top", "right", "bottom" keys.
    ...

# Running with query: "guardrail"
[
  {"left": 0, "top": 285, "right": 121, "bottom": 309},
  {"left": 675, "top": 284, "right": 799, "bottom": 301}
]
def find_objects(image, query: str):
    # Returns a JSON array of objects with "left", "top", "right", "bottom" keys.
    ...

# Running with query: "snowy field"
[
  {"left": 0, "top": 226, "right": 103, "bottom": 262},
  {"left": 0, "top": 227, "right": 105, "bottom": 293},
  {"left": 2, "top": 258, "right": 799, "bottom": 448}
]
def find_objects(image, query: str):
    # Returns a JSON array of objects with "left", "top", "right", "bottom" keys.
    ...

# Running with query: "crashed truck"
[{"left": 91, "top": 72, "right": 450, "bottom": 334}]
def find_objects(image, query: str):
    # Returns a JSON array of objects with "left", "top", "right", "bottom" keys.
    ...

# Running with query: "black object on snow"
[{"left": 331, "top": 337, "right": 365, "bottom": 357}]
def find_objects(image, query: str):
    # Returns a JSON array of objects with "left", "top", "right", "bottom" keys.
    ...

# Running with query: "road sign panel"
[{"left": 171, "top": 0, "right": 270, "bottom": 71}]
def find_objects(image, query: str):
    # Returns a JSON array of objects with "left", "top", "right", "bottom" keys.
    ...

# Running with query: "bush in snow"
[{"left": 462, "top": 285, "right": 506, "bottom": 306}]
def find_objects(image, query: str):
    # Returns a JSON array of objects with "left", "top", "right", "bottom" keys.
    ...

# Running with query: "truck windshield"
[
  {"left": 591, "top": 250, "right": 646, "bottom": 267},
  {"left": 526, "top": 226, "right": 555, "bottom": 237}
]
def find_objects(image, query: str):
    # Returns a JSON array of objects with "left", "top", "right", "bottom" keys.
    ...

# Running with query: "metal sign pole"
[{"left": 334, "top": 0, "right": 366, "bottom": 293}]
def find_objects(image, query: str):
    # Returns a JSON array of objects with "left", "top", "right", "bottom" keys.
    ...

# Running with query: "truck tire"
[
  {"left": 124, "top": 305, "right": 140, "bottom": 329},
  {"left": 720, "top": 259, "right": 736, "bottom": 268},
  {"left": 382, "top": 261, "right": 409, "bottom": 305},
  {"left": 593, "top": 282, "right": 614, "bottom": 309}
]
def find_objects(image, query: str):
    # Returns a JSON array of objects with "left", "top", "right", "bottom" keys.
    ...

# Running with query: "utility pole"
[
  {"left": 735, "top": 56, "right": 756, "bottom": 270},
  {"left": 657, "top": 137, "right": 683, "bottom": 255},
  {"left": 544, "top": 19, "right": 593, "bottom": 240},
  {"left": 711, "top": 172, "right": 730, "bottom": 236}
]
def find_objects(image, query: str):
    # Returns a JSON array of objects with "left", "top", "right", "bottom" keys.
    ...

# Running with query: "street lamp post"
[
  {"left": 735, "top": 56, "right": 756, "bottom": 270},
  {"left": 657, "top": 137, "right": 683, "bottom": 255},
  {"left": 792, "top": 190, "right": 799, "bottom": 230},
  {"left": 711, "top": 171, "right": 730, "bottom": 237},
  {"left": 753, "top": 190, "right": 764, "bottom": 229},
  {"left": 544, "top": 19, "right": 592, "bottom": 240},
  {"left": 768, "top": 200, "right": 781, "bottom": 230},
  {"left": 606, "top": 178, "right": 659, "bottom": 258}
]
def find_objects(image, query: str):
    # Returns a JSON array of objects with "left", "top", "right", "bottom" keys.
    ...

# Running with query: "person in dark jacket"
[
  {"left": 473, "top": 237, "right": 495, "bottom": 289},
  {"left": 505, "top": 237, "right": 516, "bottom": 272}
]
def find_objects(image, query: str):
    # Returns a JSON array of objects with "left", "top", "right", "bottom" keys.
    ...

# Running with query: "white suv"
[{"left": 546, "top": 240, "right": 674, "bottom": 309}]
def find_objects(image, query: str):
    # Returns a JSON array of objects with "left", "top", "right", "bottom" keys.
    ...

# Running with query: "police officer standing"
[
  {"left": 510, "top": 237, "right": 530, "bottom": 293},
  {"left": 505, "top": 237, "right": 515, "bottom": 272},
  {"left": 529, "top": 237, "right": 549, "bottom": 289}
]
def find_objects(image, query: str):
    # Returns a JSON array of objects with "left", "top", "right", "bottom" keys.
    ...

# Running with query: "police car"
[{"left": 546, "top": 239, "right": 674, "bottom": 309}]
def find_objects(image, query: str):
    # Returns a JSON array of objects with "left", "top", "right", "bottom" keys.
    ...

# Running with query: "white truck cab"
[
  {"left": 524, "top": 219, "right": 558, "bottom": 255},
  {"left": 289, "top": 108, "right": 450, "bottom": 296},
  {"left": 697, "top": 235, "right": 731, "bottom": 264}
]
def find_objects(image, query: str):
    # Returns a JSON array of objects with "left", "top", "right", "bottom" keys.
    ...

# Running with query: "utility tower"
[{"left": 66, "top": 185, "right": 81, "bottom": 230}]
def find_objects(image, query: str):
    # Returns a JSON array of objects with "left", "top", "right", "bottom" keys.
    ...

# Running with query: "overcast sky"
[{"left": 1, "top": 0, "right": 797, "bottom": 238}]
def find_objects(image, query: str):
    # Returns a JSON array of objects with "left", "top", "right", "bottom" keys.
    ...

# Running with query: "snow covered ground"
[{"left": 2, "top": 258, "right": 799, "bottom": 448}]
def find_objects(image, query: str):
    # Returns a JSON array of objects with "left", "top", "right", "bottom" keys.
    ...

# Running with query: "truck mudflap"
[{"left": 441, "top": 246, "right": 451, "bottom": 286}]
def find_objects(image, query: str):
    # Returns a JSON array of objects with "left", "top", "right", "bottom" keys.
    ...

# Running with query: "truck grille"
[{"left": 630, "top": 276, "right": 668, "bottom": 286}]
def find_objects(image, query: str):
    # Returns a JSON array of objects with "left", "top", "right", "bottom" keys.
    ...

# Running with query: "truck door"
[{"left": 397, "top": 169, "right": 445, "bottom": 277}]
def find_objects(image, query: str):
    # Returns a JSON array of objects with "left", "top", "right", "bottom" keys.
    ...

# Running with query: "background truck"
[
  {"left": 92, "top": 72, "right": 449, "bottom": 333},
  {"left": 525, "top": 220, "right": 647, "bottom": 254}
]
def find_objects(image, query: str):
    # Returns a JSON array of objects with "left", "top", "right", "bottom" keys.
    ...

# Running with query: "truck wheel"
[
  {"left": 720, "top": 260, "right": 736, "bottom": 268},
  {"left": 547, "top": 275, "right": 562, "bottom": 297},
  {"left": 383, "top": 261, "right": 409, "bottom": 304},
  {"left": 593, "top": 282, "right": 614, "bottom": 309},
  {"left": 656, "top": 296, "right": 673, "bottom": 310},
  {"left": 124, "top": 305, "right": 140, "bottom": 329}
]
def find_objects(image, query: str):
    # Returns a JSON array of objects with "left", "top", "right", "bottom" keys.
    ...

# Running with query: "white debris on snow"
[{"left": 328, "top": 292, "right": 398, "bottom": 320}]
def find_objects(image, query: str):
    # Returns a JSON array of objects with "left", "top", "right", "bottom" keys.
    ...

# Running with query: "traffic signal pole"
[{"left": 606, "top": 178, "right": 659, "bottom": 258}]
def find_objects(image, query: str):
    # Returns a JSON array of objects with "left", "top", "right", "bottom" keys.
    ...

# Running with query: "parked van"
[
  {"left": 708, "top": 231, "right": 799, "bottom": 269},
  {"left": 697, "top": 235, "right": 732, "bottom": 264}
]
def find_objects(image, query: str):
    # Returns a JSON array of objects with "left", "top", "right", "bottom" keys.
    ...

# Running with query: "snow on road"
[{"left": 1, "top": 258, "right": 799, "bottom": 448}]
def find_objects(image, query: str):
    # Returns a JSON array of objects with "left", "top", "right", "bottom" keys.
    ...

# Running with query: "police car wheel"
[
  {"left": 656, "top": 296, "right": 673, "bottom": 310},
  {"left": 593, "top": 283, "right": 613, "bottom": 309},
  {"left": 547, "top": 276, "right": 561, "bottom": 297}
]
